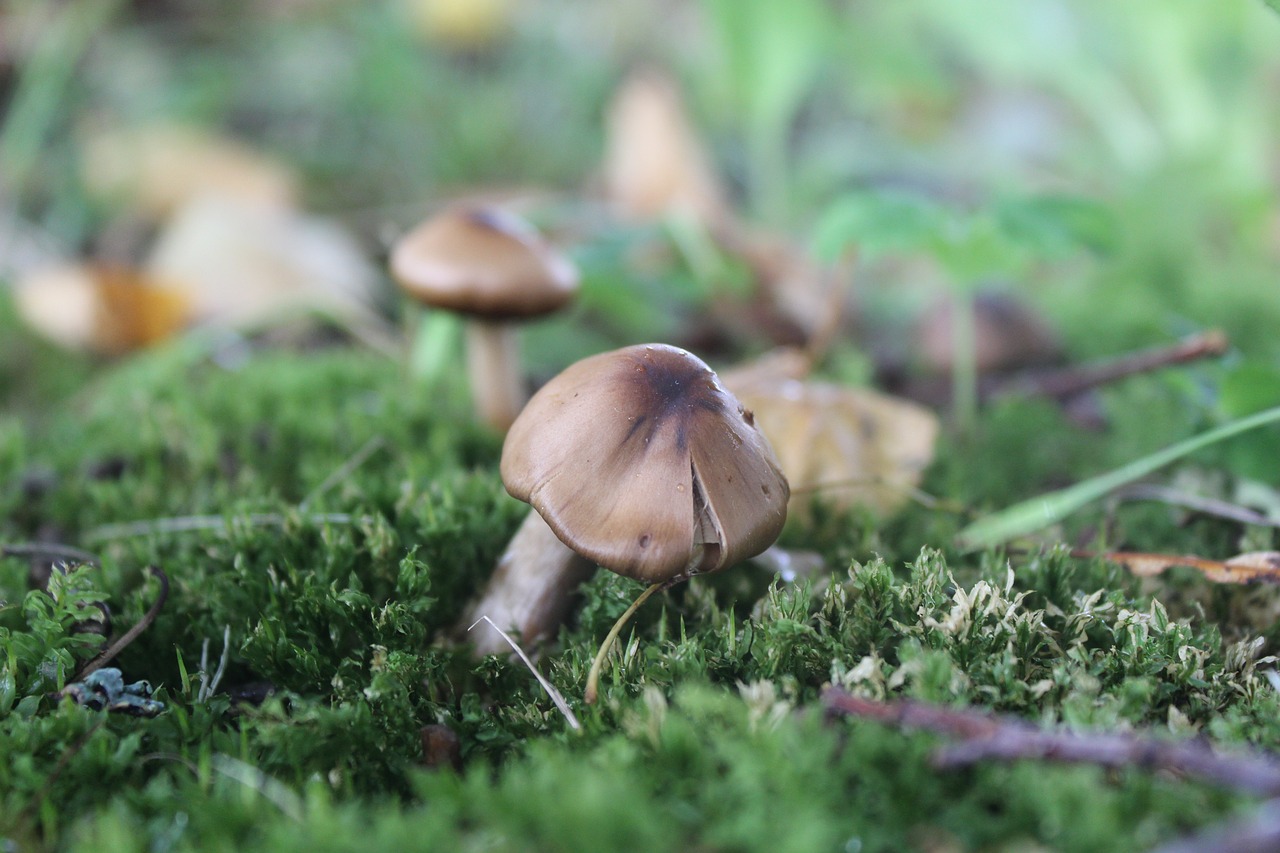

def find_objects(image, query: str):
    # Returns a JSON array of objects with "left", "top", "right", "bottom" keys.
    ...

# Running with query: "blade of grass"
[
  {"left": 468, "top": 616, "right": 580, "bottom": 730},
  {"left": 0, "top": 0, "right": 123, "bottom": 201},
  {"left": 957, "top": 405, "right": 1280, "bottom": 550}
]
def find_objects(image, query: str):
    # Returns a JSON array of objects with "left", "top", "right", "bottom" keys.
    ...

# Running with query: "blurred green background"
[{"left": 4, "top": 0, "right": 1280, "bottom": 365}]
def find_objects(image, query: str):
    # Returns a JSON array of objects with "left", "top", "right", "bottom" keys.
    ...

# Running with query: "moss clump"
[{"left": 2, "top": 331, "right": 1279, "bottom": 852}]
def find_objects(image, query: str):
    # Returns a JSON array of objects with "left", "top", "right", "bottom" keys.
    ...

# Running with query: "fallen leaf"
[
  {"left": 80, "top": 124, "right": 297, "bottom": 220},
  {"left": 602, "top": 68, "right": 727, "bottom": 226},
  {"left": 719, "top": 347, "right": 811, "bottom": 390},
  {"left": 720, "top": 225, "right": 852, "bottom": 350},
  {"left": 1076, "top": 549, "right": 1280, "bottom": 585},
  {"left": 144, "top": 194, "right": 381, "bottom": 332},
  {"left": 724, "top": 354, "right": 939, "bottom": 517},
  {"left": 14, "top": 263, "right": 189, "bottom": 354}
]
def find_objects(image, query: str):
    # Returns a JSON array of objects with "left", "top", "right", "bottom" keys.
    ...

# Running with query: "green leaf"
[
  {"left": 956, "top": 405, "right": 1280, "bottom": 550},
  {"left": 993, "top": 194, "right": 1116, "bottom": 256},
  {"left": 813, "top": 189, "right": 1096, "bottom": 281},
  {"left": 701, "top": 0, "right": 828, "bottom": 138},
  {"left": 1219, "top": 362, "right": 1280, "bottom": 419},
  {"left": 812, "top": 190, "right": 950, "bottom": 261}
]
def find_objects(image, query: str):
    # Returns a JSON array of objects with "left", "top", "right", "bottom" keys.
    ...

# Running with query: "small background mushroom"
[{"left": 390, "top": 205, "right": 580, "bottom": 432}]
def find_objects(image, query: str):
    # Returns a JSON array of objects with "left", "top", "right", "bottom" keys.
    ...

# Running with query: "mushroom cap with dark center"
[
  {"left": 390, "top": 206, "right": 579, "bottom": 320},
  {"left": 501, "top": 343, "right": 790, "bottom": 583}
]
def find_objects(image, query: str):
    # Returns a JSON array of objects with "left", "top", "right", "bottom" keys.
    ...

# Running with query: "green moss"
[{"left": 2, "top": 337, "right": 1278, "bottom": 851}]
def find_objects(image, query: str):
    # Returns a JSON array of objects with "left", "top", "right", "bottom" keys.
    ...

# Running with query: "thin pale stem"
[
  {"left": 465, "top": 510, "right": 595, "bottom": 656},
  {"left": 584, "top": 581, "right": 664, "bottom": 705},
  {"left": 465, "top": 320, "right": 525, "bottom": 432},
  {"left": 951, "top": 288, "right": 978, "bottom": 440}
]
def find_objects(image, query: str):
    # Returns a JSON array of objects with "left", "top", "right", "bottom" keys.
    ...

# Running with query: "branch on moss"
[
  {"left": 298, "top": 435, "right": 386, "bottom": 510},
  {"left": 822, "top": 688, "right": 1280, "bottom": 796},
  {"left": 989, "top": 329, "right": 1228, "bottom": 403},
  {"left": 73, "top": 565, "right": 169, "bottom": 681},
  {"left": 1, "top": 541, "right": 101, "bottom": 566}
]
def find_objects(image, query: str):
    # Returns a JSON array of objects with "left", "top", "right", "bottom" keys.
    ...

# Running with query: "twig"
[
  {"left": 1116, "top": 484, "right": 1280, "bottom": 529},
  {"left": 83, "top": 513, "right": 367, "bottom": 543},
  {"left": 74, "top": 566, "right": 169, "bottom": 681},
  {"left": 989, "top": 329, "right": 1228, "bottom": 403},
  {"left": 298, "top": 436, "right": 386, "bottom": 511},
  {"left": 823, "top": 689, "right": 1001, "bottom": 739},
  {"left": 468, "top": 616, "right": 581, "bottom": 730},
  {"left": 822, "top": 688, "right": 1280, "bottom": 796},
  {"left": 0, "top": 542, "right": 101, "bottom": 566}
]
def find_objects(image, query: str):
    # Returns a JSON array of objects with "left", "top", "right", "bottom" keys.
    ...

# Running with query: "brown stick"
[
  {"left": 1, "top": 542, "right": 101, "bottom": 566},
  {"left": 990, "top": 329, "right": 1228, "bottom": 403},
  {"left": 822, "top": 688, "right": 1280, "bottom": 796},
  {"left": 73, "top": 565, "right": 169, "bottom": 681}
]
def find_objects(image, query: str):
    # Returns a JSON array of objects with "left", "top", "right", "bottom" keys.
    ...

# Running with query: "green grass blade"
[
  {"left": 957, "top": 405, "right": 1280, "bottom": 550},
  {"left": 0, "top": 0, "right": 123, "bottom": 202}
]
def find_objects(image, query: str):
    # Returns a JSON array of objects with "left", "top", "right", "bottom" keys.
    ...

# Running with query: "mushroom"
[
  {"left": 464, "top": 509, "right": 595, "bottom": 656},
  {"left": 498, "top": 343, "right": 789, "bottom": 701},
  {"left": 390, "top": 206, "right": 579, "bottom": 431}
]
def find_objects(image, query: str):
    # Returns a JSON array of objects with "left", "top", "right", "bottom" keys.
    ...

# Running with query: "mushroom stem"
[
  {"left": 465, "top": 320, "right": 525, "bottom": 432},
  {"left": 583, "top": 580, "right": 665, "bottom": 705},
  {"left": 466, "top": 509, "right": 596, "bottom": 656}
]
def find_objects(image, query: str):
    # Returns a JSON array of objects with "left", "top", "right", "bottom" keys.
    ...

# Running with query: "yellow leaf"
[{"left": 724, "top": 354, "right": 939, "bottom": 517}]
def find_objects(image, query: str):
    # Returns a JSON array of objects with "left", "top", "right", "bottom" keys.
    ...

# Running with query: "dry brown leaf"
[
  {"left": 1075, "top": 549, "right": 1280, "bottom": 584},
  {"left": 80, "top": 124, "right": 297, "bottom": 220},
  {"left": 915, "top": 291, "right": 1062, "bottom": 375},
  {"left": 720, "top": 226, "right": 852, "bottom": 351},
  {"left": 718, "top": 347, "right": 812, "bottom": 391},
  {"left": 15, "top": 263, "right": 189, "bottom": 354},
  {"left": 602, "top": 68, "right": 727, "bottom": 226},
  {"left": 724, "top": 355, "right": 940, "bottom": 517},
  {"left": 144, "top": 194, "right": 380, "bottom": 331}
]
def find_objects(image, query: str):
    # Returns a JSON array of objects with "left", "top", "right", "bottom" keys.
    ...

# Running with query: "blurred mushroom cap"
[{"left": 390, "top": 206, "right": 579, "bottom": 320}]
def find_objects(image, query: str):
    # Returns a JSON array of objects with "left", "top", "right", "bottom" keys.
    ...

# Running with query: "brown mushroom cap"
[
  {"left": 501, "top": 344, "right": 790, "bottom": 583},
  {"left": 390, "top": 206, "right": 579, "bottom": 319}
]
